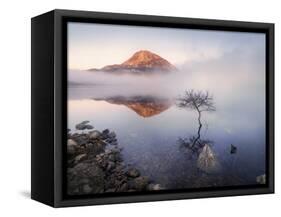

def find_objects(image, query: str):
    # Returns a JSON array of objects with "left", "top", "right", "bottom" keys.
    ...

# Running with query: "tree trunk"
[{"left": 192, "top": 109, "right": 202, "bottom": 148}]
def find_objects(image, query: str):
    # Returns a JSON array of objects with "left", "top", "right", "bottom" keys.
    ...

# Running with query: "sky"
[{"left": 67, "top": 22, "right": 266, "bottom": 70}]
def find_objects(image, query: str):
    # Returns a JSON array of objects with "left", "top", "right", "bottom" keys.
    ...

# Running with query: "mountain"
[
  {"left": 94, "top": 96, "right": 172, "bottom": 118},
  {"left": 88, "top": 50, "right": 177, "bottom": 74}
]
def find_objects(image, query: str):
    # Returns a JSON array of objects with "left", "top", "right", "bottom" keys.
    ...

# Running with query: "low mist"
[{"left": 68, "top": 48, "right": 265, "bottom": 111}]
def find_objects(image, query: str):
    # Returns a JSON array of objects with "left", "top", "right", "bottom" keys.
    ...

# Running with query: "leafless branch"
[
  {"left": 176, "top": 89, "right": 216, "bottom": 148},
  {"left": 177, "top": 90, "right": 215, "bottom": 112}
]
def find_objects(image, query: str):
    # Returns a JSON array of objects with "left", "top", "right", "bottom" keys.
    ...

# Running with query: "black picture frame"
[{"left": 31, "top": 9, "right": 274, "bottom": 207}]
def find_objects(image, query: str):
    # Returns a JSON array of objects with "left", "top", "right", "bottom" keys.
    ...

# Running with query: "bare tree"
[{"left": 177, "top": 90, "right": 215, "bottom": 148}]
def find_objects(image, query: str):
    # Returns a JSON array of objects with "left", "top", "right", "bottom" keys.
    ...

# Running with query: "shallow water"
[{"left": 68, "top": 70, "right": 266, "bottom": 189}]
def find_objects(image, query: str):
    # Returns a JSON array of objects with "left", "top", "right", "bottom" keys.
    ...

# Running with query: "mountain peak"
[
  {"left": 88, "top": 50, "right": 177, "bottom": 74},
  {"left": 121, "top": 50, "right": 176, "bottom": 71},
  {"left": 124, "top": 50, "right": 159, "bottom": 61}
]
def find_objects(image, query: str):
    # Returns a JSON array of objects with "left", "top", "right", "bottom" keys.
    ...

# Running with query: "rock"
[
  {"left": 111, "top": 138, "right": 117, "bottom": 142},
  {"left": 108, "top": 138, "right": 118, "bottom": 145},
  {"left": 67, "top": 139, "right": 78, "bottom": 155},
  {"left": 74, "top": 154, "right": 87, "bottom": 164},
  {"left": 68, "top": 139, "right": 78, "bottom": 146},
  {"left": 256, "top": 174, "right": 266, "bottom": 184},
  {"left": 67, "top": 124, "right": 154, "bottom": 195},
  {"left": 118, "top": 183, "right": 128, "bottom": 192},
  {"left": 89, "top": 130, "right": 102, "bottom": 140},
  {"left": 115, "top": 165, "right": 125, "bottom": 174},
  {"left": 67, "top": 162, "right": 105, "bottom": 195},
  {"left": 75, "top": 121, "right": 93, "bottom": 130},
  {"left": 106, "top": 149, "right": 122, "bottom": 162},
  {"left": 105, "top": 188, "right": 115, "bottom": 193},
  {"left": 96, "top": 140, "right": 107, "bottom": 147},
  {"left": 67, "top": 146, "right": 76, "bottom": 155},
  {"left": 127, "top": 168, "right": 140, "bottom": 178},
  {"left": 105, "top": 138, "right": 111, "bottom": 142},
  {"left": 108, "top": 131, "right": 116, "bottom": 139},
  {"left": 75, "top": 123, "right": 87, "bottom": 130},
  {"left": 111, "top": 147, "right": 121, "bottom": 154},
  {"left": 134, "top": 176, "right": 149, "bottom": 191},
  {"left": 86, "top": 142, "right": 105, "bottom": 157},
  {"left": 75, "top": 136, "right": 88, "bottom": 146},
  {"left": 197, "top": 144, "right": 220, "bottom": 174},
  {"left": 230, "top": 144, "right": 237, "bottom": 154},
  {"left": 82, "top": 184, "right": 92, "bottom": 194},
  {"left": 102, "top": 129, "right": 110, "bottom": 135},
  {"left": 147, "top": 183, "right": 163, "bottom": 191},
  {"left": 80, "top": 178, "right": 90, "bottom": 184},
  {"left": 85, "top": 125, "right": 94, "bottom": 130},
  {"left": 107, "top": 161, "right": 116, "bottom": 171},
  {"left": 111, "top": 142, "right": 118, "bottom": 146},
  {"left": 108, "top": 154, "right": 116, "bottom": 162}
]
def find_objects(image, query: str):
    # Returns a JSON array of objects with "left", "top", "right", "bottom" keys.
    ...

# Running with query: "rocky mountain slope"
[{"left": 88, "top": 50, "right": 177, "bottom": 74}]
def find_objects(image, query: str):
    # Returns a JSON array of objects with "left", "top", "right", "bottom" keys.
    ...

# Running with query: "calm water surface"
[{"left": 68, "top": 72, "right": 266, "bottom": 189}]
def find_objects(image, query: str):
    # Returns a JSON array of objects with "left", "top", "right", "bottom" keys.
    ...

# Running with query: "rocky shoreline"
[{"left": 67, "top": 122, "right": 162, "bottom": 195}]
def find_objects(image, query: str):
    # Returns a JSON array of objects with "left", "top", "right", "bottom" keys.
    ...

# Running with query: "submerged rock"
[
  {"left": 197, "top": 144, "right": 220, "bottom": 174},
  {"left": 134, "top": 176, "right": 149, "bottom": 191},
  {"left": 147, "top": 183, "right": 164, "bottom": 191},
  {"left": 127, "top": 168, "right": 140, "bottom": 178},
  {"left": 256, "top": 174, "right": 266, "bottom": 184},
  {"left": 230, "top": 144, "right": 237, "bottom": 154}
]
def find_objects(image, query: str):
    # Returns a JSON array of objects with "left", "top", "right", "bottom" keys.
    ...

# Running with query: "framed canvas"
[{"left": 31, "top": 9, "right": 274, "bottom": 207}]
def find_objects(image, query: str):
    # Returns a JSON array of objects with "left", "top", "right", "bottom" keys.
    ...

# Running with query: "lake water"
[{"left": 68, "top": 68, "right": 266, "bottom": 189}]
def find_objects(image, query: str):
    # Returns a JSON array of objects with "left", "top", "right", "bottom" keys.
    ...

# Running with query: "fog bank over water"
[
  {"left": 69, "top": 44, "right": 265, "bottom": 92},
  {"left": 69, "top": 45, "right": 265, "bottom": 127}
]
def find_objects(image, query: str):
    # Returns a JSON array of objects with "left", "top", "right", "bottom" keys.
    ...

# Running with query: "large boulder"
[{"left": 197, "top": 144, "right": 220, "bottom": 174}]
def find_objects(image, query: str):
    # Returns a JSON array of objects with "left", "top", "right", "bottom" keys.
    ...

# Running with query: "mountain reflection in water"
[{"left": 94, "top": 96, "right": 173, "bottom": 118}]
